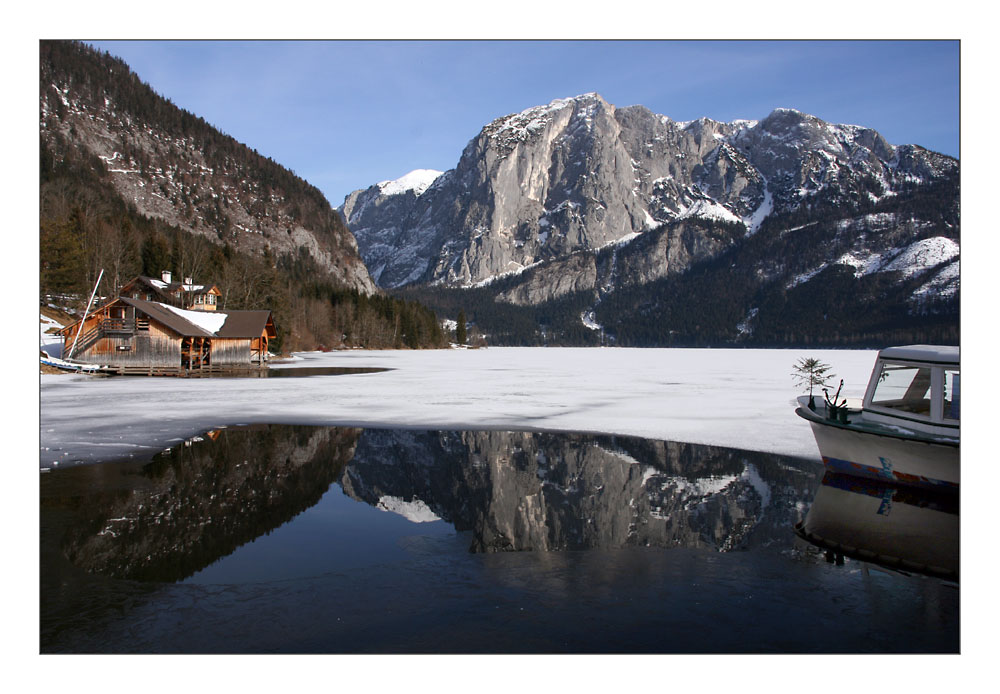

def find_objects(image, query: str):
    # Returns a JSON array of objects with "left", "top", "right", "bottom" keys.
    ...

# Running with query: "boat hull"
[{"left": 800, "top": 412, "right": 958, "bottom": 491}]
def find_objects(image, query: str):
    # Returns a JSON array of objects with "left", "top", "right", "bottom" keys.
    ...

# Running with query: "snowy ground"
[
  {"left": 39, "top": 312, "right": 63, "bottom": 357},
  {"left": 39, "top": 346, "right": 877, "bottom": 469}
]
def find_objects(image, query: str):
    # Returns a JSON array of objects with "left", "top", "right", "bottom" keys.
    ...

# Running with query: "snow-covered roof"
[
  {"left": 162, "top": 303, "right": 228, "bottom": 334},
  {"left": 879, "top": 345, "right": 959, "bottom": 364}
]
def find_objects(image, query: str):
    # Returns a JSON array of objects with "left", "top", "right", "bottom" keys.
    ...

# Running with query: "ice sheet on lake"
[{"left": 39, "top": 347, "right": 878, "bottom": 467}]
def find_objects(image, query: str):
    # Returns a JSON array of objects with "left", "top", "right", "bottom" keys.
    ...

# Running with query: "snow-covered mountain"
[
  {"left": 339, "top": 93, "right": 958, "bottom": 326},
  {"left": 376, "top": 169, "right": 444, "bottom": 197}
]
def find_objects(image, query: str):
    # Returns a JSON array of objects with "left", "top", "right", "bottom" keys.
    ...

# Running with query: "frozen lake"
[{"left": 40, "top": 347, "right": 878, "bottom": 468}]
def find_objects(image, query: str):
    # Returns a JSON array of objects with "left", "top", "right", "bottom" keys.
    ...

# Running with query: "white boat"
[{"left": 795, "top": 345, "right": 959, "bottom": 491}]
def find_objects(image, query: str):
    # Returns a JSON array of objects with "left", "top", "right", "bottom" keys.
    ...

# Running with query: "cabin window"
[
  {"left": 870, "top": 363, "right": 933, "bottom": 418},
  {"left": 944, "top": 369, "right": 960, "bottom": 421}
]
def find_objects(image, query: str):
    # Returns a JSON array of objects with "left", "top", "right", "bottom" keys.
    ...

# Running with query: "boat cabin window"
[
  {"left": 870, "top": 364, "right": 933, "bottom": 417},
  {"left": 944, "top": 369, "right": 960, "bottom": 422}
]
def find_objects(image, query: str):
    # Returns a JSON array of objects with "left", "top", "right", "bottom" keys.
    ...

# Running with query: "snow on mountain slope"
[
  {"left": 377, "top": 169, "right": 444, "bottom": 197},
  {"left": 881, "top": 237, "right": 960, "bottom": 277},
  {"left": 912, "top": 261, "right": 960, "bottom": 301},
  {"left": 789, "top": 235, "right": 959, "bottom": 290}
]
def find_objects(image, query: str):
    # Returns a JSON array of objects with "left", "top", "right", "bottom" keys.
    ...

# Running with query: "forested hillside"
[{"left": 39, "top": 40, "right": 446, "bottom": 351}]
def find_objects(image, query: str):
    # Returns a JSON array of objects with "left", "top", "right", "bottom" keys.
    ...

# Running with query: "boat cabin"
[{"left": 861, "top": 345, "right": 959, "bottom": 437}]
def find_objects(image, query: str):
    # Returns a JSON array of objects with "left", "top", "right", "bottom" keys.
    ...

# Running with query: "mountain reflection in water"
[
  {"left": 43, "top": 425, "right": 361, "bottom": 583},
  {"left": 42, "top": 425, "right": 820, "bottom": 584},
  {"left": 345, "top": 429, "right": 817, "bottom": 553},
  {"left": 40, "top": 425, "right": 958, "bottom": 654}
]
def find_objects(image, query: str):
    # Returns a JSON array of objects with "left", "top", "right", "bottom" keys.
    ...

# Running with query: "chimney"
[
  {"left": 162, "top": 270, "right": 172, "bottom": 284},
  {"left": 184, "top": 277, "right": 193, "bottom": 285}
]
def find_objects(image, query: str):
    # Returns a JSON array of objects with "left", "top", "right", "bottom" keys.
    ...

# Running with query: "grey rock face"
[
  {"left": 495, "top": 219, "right": 742, "bottom": 306},
  {"left": 497, "top": 252, "right": 598, "bottom": 305},
  {"left": 342, "top": 94, "right": 956, "bottom": 305}
]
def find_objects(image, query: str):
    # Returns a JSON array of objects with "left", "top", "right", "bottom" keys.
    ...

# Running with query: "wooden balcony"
[{"left": 102, "top": 318, "right": 135, "bottom": 335}]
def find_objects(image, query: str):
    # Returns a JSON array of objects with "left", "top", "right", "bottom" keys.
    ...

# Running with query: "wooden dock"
[{"left": 95, "top": 364, "right": 270, "bottom": 378}]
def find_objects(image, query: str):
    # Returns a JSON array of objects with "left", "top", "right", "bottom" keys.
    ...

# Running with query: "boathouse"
[{"left": 57, "top": 295, "right": 277, "bottom": 375}]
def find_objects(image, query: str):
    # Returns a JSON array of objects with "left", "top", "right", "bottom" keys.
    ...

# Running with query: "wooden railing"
[
  {"left": 101, "top": 318, "right": 135, "bottom": 334},
  {"left": 66, "top": 324, "right": 102, "bottom": 358},
  {"left": 67, "top": 316, "right": 146, "bottom": 358}
]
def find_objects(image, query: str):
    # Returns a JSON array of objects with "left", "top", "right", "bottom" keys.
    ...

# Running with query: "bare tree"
[
  {"left": 92, "top": 219, "right": 140, "bottom": 296},
  {"left": 175, "top": 232, "right": 208, "bottom": 286},
  {"left": 218, "top": 251, "right": 265, "bottom": 309}
]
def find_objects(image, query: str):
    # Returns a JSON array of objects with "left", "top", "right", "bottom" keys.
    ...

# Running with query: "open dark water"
[{"left": 39, "top": 424, "right": 958, "bottom": 653}]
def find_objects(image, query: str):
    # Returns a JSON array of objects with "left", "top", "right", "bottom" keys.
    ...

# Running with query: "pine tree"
[
  {"left": 792, "top": 357, "right": 835, "bottom": 408},
  {"left": 40, "top": 218, "right": 87, "bottom": 295},
  {"left": 456, "top": 310, "right": 467, "bottom": 345},
  {"left": 140, "top": 234, "right": 171, "bottom": 278}
]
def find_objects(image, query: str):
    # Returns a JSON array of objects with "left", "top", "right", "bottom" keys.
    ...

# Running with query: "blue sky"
[{"left": 87, "top": 40, "right": 960, "bottom": 208}]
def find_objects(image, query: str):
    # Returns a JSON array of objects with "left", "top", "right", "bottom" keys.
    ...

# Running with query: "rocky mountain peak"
[
  {"left": 339, "top": 93, "right": 957, "bottom": 343},
  {"left": 477, "top": 92, "right": 613, "bottom": 159}
]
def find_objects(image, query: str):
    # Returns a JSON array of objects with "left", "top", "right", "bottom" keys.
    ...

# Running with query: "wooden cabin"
[
  {"left": 119, "top": 271, "right": 223, "bottom": 311},
  {"left": 58, "top": 295, "right": 277, "bottom": 376}
]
